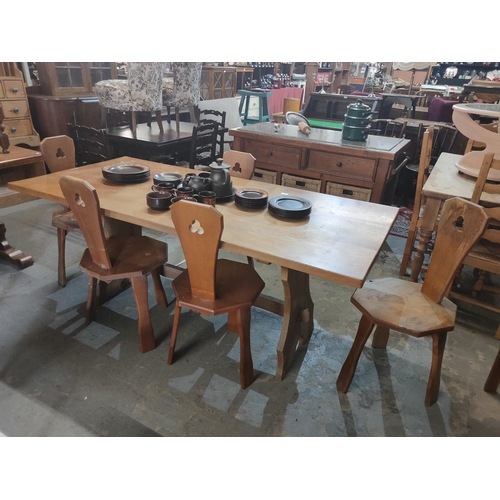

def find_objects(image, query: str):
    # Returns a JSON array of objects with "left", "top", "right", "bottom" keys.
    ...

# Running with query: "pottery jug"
[{"left": 208, "top": 159, "right": 233, "bottom": 197}]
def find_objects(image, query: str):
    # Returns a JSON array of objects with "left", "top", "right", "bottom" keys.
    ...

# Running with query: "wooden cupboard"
[
  {"left": 36, "top": 62, "right": 117, "bottom": 96},
  {"left": 200, "top": 66, "right": 236, "bottom": 100}
]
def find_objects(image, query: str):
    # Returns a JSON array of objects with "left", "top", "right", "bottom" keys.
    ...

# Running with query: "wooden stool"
[{"left": 237, "top": 90, "right": 272, "bottom": 125}]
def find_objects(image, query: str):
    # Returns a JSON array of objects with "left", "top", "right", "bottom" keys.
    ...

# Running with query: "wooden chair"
[
  {"left": 449, "top": 153, "right": 500, "bottom": 338},
  {"left": 188, "top": 123, "right": 219, "bottom": 169},
  {"left": 39, "top": 135, "right": 79, "bottom": 287},
  {"left": 167, "top": 200, "right": 265, "bottom": 389},
  {"left": 59, "top": 175, "right": 168, "bottom": 353},
  {"left": 222, "top": 150, "right": 256, "bottom": 180},
  {"left": 337, "top": 197, "right": 488, "bottom": 406},
  {"left": 368, "top": 119, "right": 407, "bottom": 138},
  {"left": 399, "top": 127, "right": 438, "bottom": 279},
  {"left": 198, "top": 109, "right": 226, "bottom": 157}
]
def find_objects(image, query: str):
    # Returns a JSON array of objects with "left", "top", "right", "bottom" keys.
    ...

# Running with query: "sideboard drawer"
[
  {"left": 2, "top": 100, "right": 30, "bottom": 119},
  {"left": 307, "top": 150, "right": 376, "bottom": 181},
  {"left": 2, "top": 79, "right": 26, "bottom": 99},
  {"left": 4, "top": 119, "right": 33, "bottom": 138},
  {"left": 245, "top": 139, "right": 302, "bottom": 169},
  {"left": 0, "top": 85, "right": 4, "bottom": 99}
]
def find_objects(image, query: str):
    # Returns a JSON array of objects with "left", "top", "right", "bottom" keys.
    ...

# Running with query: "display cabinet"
[
  {"left": 36, "top": 62, "right": 117, "bottom": 96},
  {"left": 304, "top": 62, "right": 351, "bottom": 106},
  {"left": 429, "top": 62, "right": 500, "bottom": 87},
  {"left": 200, "top": 66, "right": 236, "bottom": 100}
]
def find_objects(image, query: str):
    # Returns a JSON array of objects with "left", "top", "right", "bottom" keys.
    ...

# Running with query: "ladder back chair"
[
  {"left": 68, "top": 124, "right": 111, "bottom": 166},
  {"left": 59, "top": 175, "right": 169, "bottom": 353},
  {"left": 337, "top": 197, "right": 488, "bottom": 406},
  {"left": 188, "top": 123, "right": 219, "bottom": 169},
  {"left": 167, "top": 200, "right": 265, "bottom": 389},
  {"left": 368, "top": 119, "right": 407, "bottom": 138},
  {"left": 39, "top": 135, "right": 79, "bottom": 287},
  {"left": 198, "top": 108, "right": 226, "bottom": 157}
]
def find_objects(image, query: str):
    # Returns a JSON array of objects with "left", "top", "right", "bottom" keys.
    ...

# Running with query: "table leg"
[
  {"left": 276, "top": 267, "right": 314, "bottom": 381},
  {"left": 0, "top": 222, "right": 34, "bottom": 269},
  {"left": 410, "top": 198, "right": 441, "bottom": 282}
]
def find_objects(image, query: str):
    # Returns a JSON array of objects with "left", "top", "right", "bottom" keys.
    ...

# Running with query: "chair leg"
[
  {"left": 151, "top": 266, "right": 168, "bottom": 308},
  {"left": 56, "top": 227, "right": 67, "bottom": 287},
  {"left": 175, "top": 107, "right": 180, "bottom": 132},
  {"left": 101, "top": 107, "right": 109, "bottom": 129},
  {"left": 155, "top": 110, "right": 164, "bottom": 134},
  {"left": 235, "top": 307, "right": 254, "bottom": 389},
  {"left": 167, "top": 302, "right": 182, "bottom": 365},
  {"left": 372, "top": 325, "right": 390, "bottom": 348},
  {"left": 425, "top": 332, "right": 447, "bottom": 407},
  {"left": 484, "top": 348, "right": 500, "bottom": 393},
  {"left": 247, "top": 256, "right": 255, "bottom": 267},
  {"left": 336, "top": 314, "right": 375, "bottom": 393},
  {"left": 131, "top": 275, "right": 155, "bottom": 353},
  {"left": 131, "top": 111, "right": 137, "bottom": 137},
  {"left": 399, "top": 225, "right": 417, "bottom": 276},
  {"left": 86, "top": 276, "right": 99, "bottom": 325},
  {"left": 166, "top": 106, "right": 171, "bottom": 124}
]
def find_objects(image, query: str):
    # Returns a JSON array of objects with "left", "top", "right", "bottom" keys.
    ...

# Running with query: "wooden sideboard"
[
  {"left": 27, "top": 92, "right": 102, "bottom": 139},
  {"left": 230, "top": 122, "right": 410, "bottom": 205},
  {"left": 0, "top": 76, "right": 40, "bottom": 147}
]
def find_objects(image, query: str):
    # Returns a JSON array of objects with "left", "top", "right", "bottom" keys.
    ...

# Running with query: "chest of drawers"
[
  {"left": 230, "top": 122, "right": 410, "bottom": 204},
  {"left": 0, "top": 77, "right": 40, "bottom": 147}
]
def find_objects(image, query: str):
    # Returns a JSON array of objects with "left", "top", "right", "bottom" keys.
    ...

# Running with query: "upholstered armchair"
[
  {"left": 95, "top": 62, "right": 164, "bottom": 137},
  {"left": 162, "top": 62, "right": 202, "bottom": 129}
]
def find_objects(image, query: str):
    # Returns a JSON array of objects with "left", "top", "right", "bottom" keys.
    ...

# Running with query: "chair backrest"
[
  {"left": 198, "top": 109, "right": 226, "bottom": 128},
  {"left": 68, "top": 124, "right": 110, "bottom": 166},
  {"left": 222, "top": 150, "right": 256, "bottom": 179},
  {"left": 189, "top": 123, "right": 219, "bottom": 168},
  {"left": 170, "top": 201, "right": 223, "bottom": 301},
  {"left": 127, "top": 62, "right": 164, "bottom": 111},
  {"left": 431, "top": 123, "right": 459, "bottom": 162},
  {"left": 471, "top": 152, "right": 500, "bottom": 204},
  {"left": 172, "top": 62, "right": 202, "bottom": 107},
  {"left": 39, "top": 135, "right": 76, "bottom": 173},
  {"left": 59, "top": 175, "right": 112, "bottom": 269},
  {"left": 369, "top": 119, "right": 407, "bottom": 138},
  {"left": 422, "top": 197, "right": 488, "bottom": 303}
]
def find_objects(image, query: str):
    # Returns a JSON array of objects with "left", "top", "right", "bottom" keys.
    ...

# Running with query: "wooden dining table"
[
  {"left": 409, "top": 151, "right": 500, "bottom": 281},
  {"left": 8, "top": 157, "right": 398, "bottom": 380}
]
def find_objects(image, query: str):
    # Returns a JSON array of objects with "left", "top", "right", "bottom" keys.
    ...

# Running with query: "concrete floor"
[{"left": 1, "top": 198, "right": 500, "bottom": 437}]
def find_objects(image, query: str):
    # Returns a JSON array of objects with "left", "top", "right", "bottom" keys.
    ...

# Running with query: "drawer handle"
[
  {"left": 268, "top": 151, "right": 273, "bottom": 157},
  {"left": 12, "top": 87, "right": 18, "bottom": 93},
  {"left": 13, "top": 107, "right": 19, "bottom": 113},
  {"left": 10, "top": 127, "right": 17, "bottom": 132},
  {"left": 336, "top": 162, "right": 343, "bottom": 167}
]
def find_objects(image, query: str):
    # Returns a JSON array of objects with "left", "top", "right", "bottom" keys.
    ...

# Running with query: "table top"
[
  {"left": 105, "top": 121, "right": 198, "bottom": 146},
  {"left": 0, "top": 145, "right": 43, "bottom": 168},
  {"left": 423, "top": 152, "right": 500, "bottom": 204},
  {"left": 230, "top": 122, "right": 410, "bottom": 158},
  {"left": 8, "top": 157, "right": 398, "bottom": 288}
]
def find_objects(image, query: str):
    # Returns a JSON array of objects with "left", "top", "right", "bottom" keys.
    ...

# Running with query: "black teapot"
[
  {"left": 184, "top": 173, "right": 212, "bottom": 193},
  {"left": 208, "top": 159, "right": 233, "bottom": 198}
]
